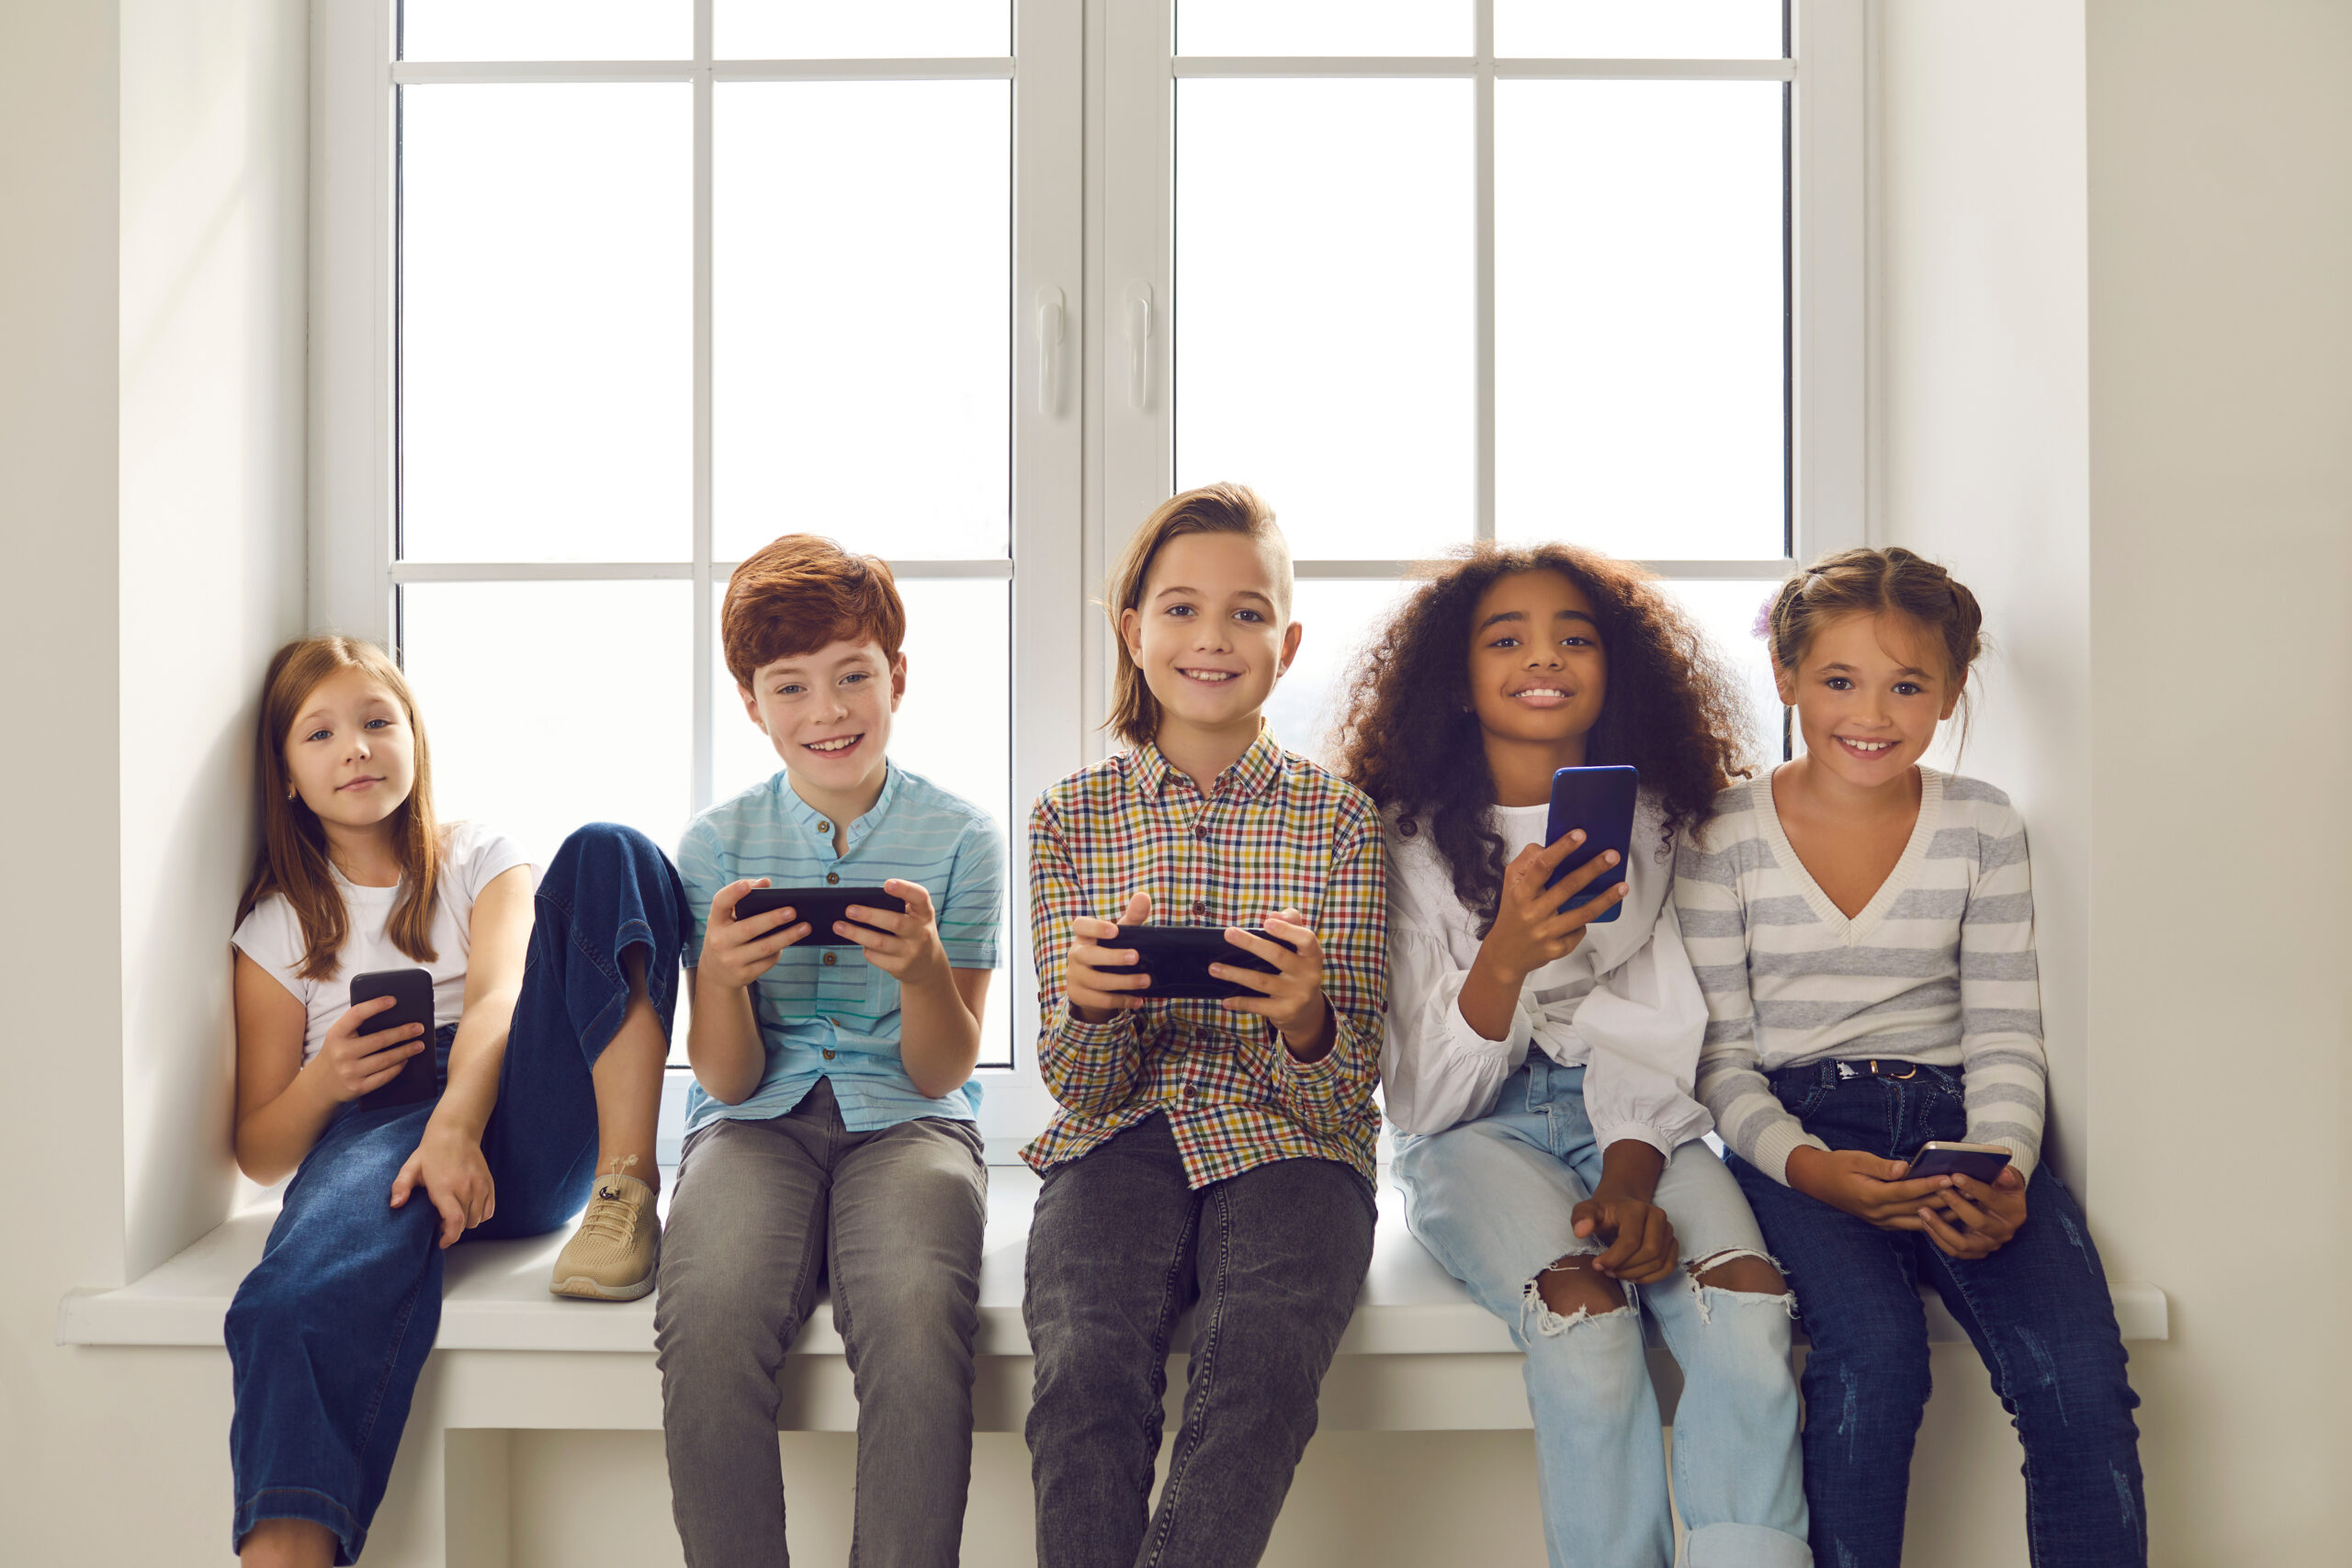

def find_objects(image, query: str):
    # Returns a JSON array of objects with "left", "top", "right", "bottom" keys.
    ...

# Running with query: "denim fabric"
[
  {"left": 1023, "top": 1114, "right": 1376, "bottom": 1568},
  {"left": 224, "top": 823, "right": 692, "bottom": 1562},
  {"left": 1396, "top": 1061, "right": 1810, "bottom": 1568},
  {"left": 654, "top": 1078, "right": 988, "bottom": 1568},
  {"left": 1730, "top": 1062, "right": 2146, "bottom": 1568}
]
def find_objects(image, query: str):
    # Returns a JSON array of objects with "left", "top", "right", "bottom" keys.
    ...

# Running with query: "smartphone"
[
  {"left": 1100, "top": 924, "right": 1297, "bottom": 1001},
  {"left": 352, "top": 967, "right": 439, "bottom": 1111},
  {"left": 735, "top": 886, "right": 908, "bottom": 947},
  {"left": 1907, "top": 1140, "right": 2013, "bottom": 1184},
  {"left": 1544, "top": 764, "right": 1640, "bottom": 922}
]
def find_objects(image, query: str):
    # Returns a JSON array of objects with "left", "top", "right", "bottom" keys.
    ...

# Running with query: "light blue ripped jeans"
[{"left": 1395, "top": 1059, "right": 1811, "bottom": 1568}]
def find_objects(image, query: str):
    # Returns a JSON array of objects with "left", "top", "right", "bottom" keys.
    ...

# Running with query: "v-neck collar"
[{"left": 1755, "top": 765, "right": 1945, "bottom": 943}]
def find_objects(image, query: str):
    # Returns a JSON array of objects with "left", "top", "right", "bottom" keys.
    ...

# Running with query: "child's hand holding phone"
[
  {"left": 307, "top": 994, "right": 429, "bottom": 1104},
  {"left": 1212, "top": 908, "right": 1333, "bottom": 1063},
  {"left": 828, "top": 878, "right": 948, "bottom": 984},
  {"left": 1917, "top": 1166, "right": 2029, "bottom": 1259},
  {"left": 1785, "top": 1145, "right": 1956, "bottom": 1232},
  {"left": 700, "top": 878, "right": 810, "bottom": 989},
  {"left": 1068, "top": 892, "right": 1156, "bottom": 1021},
  {"left": 1480, "top": 829, "right": 1631, "bottom": 983}
]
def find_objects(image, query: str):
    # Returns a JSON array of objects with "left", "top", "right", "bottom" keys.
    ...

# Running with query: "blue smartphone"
[{"left": 1544, "top": 765, "right": 1639, "bottom": 922}]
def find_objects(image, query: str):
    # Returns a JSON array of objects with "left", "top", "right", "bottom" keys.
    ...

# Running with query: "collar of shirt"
[
  {"left": 1125, "top": 726, "right": 1285, "bottom": 807},
  {"left": 772, "top": 761, "right": 903, "bottom": 852}
]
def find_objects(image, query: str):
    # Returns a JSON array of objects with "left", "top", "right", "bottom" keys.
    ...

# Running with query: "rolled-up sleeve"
[{"left": 1379, "top": 910, "right": 1531, "bottom": 1137}]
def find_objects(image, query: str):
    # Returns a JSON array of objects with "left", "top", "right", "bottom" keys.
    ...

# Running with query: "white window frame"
[{"left": 310, "top": 0, "right": 1866, "bottom": 1156}]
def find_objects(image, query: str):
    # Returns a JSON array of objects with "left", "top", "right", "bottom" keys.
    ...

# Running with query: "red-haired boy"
[{"left": 651, "top": 535, "right": 1006, "bottom": 1565}]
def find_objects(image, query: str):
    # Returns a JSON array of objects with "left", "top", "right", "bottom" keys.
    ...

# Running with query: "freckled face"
[
  {"left": 284, "top": 666, "right": 416, "bottom": 830},
  {"left": 1465, "top": 570, "right": 1609, "bottom": 747},
  {"left": 1120, "top": 531, "right": 1302, "bottom": 733},
  {"left": 1777, "top": 611, "right": 1962, "bottom": 786}
]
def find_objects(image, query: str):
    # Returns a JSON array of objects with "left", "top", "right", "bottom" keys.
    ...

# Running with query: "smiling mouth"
[
  {"left": 1177, "top": 668, "right": 1239, "bottom": 685},
  {"left": 338, "top": 776, "right": 384, "bottom": 791},
  {"left": 1510, "top": 686, "right": 1573, "bottom": 703},
  {"left": 806, "top": 735, "right": 863, "bottom": 754},
  {"left": 1835, "top": 737, "right": 1897, "bottom": 754}
]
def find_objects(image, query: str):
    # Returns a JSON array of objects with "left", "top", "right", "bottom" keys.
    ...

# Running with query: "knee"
[
  {"left": 1813, "top": 1325, "right": 1932, "bottom": 1413},
  {"left": 2003, "top": 1324, "right": 2140, "bottom": 1430},
  {"left": 1691, "top": 1250, "right": 1790, "bottom": 1299},
  {"left": 1532, "top": 1255, "right": 1634, "bottom": 1326}
]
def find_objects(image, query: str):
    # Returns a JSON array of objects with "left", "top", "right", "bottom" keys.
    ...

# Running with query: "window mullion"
[
  {"left": 1476, "top": 0, "right": 1497, "bottom": 543},
  {"left": 691, "top": 0, "right": 716, "bottom": 816}
]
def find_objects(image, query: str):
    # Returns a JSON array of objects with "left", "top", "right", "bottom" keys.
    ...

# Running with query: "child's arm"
[
  {"left": 390, "top": 864, "right": 532, "bottom": 1247},
  {"left": 832, "top": 878, "right": 990, "bottom": 1100},
  {"left": 232, "top": 954, "right": 427, "bottom": 1185},
  {"left": 1223, "top": 816, "right": 1386, "bottom": 1140},
  {"left": 1030, "top": 796, "right": 1150, "bottom": 1116},
  {"left": 686, "top": 879, "right": 807, "bottom": 1104}
]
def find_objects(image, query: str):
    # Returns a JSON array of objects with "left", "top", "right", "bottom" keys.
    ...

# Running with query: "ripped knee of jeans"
[
  {"left": 1522, "top": 1254, "right": 1636, "bottom": 1337},
  {"left": 1683, "top": 1247, "right": 1798, "bottom": 1325}
]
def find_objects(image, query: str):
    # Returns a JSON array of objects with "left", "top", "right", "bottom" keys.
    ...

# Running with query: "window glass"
[
  {"left": 1176, "top": 79, "right": 1474, "bottom": 560},
  {"left": 1260, "top": 578, "right": 1412, "bottom": 769},
  {"left": 713, "top": 81, "right": 1011, "bottom": 562},
  {"left": 1495, "top": 0, "right": 1784, "bottom": 60},
  {"left": 1656, "top": 577, "right": 1781, "bottom": 770},
  {"left": 1495, "top": 80, "right": 1784, "bottom": 560},
  {"left": 717, "top": 0, "right": 1010, "bottom": 59},
  {"left": 401, "top": 85, "right": 691, "bottom": 562},
  {"left": 1178, "top": 1, "right": 1469, "bottom": 57},
  {"left": 401, "top": 0, "right": 692, "bottom": 61}
]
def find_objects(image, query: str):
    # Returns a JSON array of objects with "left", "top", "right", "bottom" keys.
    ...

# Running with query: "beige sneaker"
[{"left": 550, "top": 1171, "right": 660, "bottom": 1301}]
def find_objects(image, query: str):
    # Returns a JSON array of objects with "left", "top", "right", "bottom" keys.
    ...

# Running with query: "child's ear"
[
  {"left": 738, "top": 682, "right": 763, "bottom": 729},
  {"left": 889, "top": 652, "right": 909, "bottom": 709},
  {"left": 1277, "top": 618, "right": 1303, "bottom": 678},
  {"left": 1939, "top": 668, "right": 1965, "bottom": 722},
  {"left": 1770, "top": 660, "right": 1797, "bottom": 708},
  {"left": 1118, "top": 604, "right": 1146, "bottom": 662}
]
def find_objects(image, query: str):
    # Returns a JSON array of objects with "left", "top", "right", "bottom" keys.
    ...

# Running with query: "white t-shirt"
[{"left": 232, "top": 821, "right": 534, "bottom": 1064}]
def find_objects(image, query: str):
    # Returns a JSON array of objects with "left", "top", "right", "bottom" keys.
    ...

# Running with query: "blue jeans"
[
  {"left": 1396, "top": 1061, "right": 1810, "bottom": 1568},
  {"left": 1730, "top": 1061, "right": 2146, "bottom": 1568},
  {"left": 224, "top": 823, "right": 691, "bottom": 1562}
]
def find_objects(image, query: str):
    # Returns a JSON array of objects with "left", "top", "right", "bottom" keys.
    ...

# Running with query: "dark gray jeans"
[
  {"left": 1022, "top": 1114, "right": 1377, "bottom": 1568},
  {"left": 652, "top": 1078, "right": 987, "bottom": 1568}
]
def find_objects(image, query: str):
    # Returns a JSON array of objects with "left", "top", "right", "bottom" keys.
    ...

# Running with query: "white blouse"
[{"left": 1380, "top": 795, "right": 1713, "bottom": 1156}]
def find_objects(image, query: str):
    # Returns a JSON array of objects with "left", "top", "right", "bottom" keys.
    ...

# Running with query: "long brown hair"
[
  {"left": 235, "top": 637, "right": 443, "bottom": 981},
  {"left": 1102, "top": 482, "right": 1293, "bottom": 748},
  {"left": 1335, "top": 544, "right": 1750, "bottom": 931}
]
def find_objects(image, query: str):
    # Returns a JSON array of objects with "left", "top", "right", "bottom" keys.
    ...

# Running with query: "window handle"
[
  {"left": 1125, "top": 281, "right": 1154, "bottom": 411},
  {"left": 1035, "top": 287, "right": 1067, "bottom": 417}
]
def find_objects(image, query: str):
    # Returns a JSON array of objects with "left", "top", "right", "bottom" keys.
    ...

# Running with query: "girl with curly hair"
[{"left": 1337, "top": 544, "right": 1811, "bottom": 1568}]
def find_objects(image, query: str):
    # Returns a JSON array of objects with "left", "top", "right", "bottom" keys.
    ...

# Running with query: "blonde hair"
[
  {"left": 235, "top": 636, "right": 442, "bottom": 981},
  {"left": 1102, "top": 482, "right": 1293, "bottom": 747}
]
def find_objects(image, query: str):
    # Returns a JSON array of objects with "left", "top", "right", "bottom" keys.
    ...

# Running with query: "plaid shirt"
[{"left": 1021, "top": 728, "right": 1388, "bottom": 1188}]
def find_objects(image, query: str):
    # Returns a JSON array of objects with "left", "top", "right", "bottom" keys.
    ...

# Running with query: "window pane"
[
  {"left": 401, "top": 85, "right": 691, "bottom": 562},
  {"left": 1657, "top": 578, "right": 1781, "bottom": 771},
  {"left": 1496, "top": 0, "right": 1783, "bottom": 60},
  {"left": 1176, "top": 80, "right": 1474, "bottom": 560},
  {"left": 717, "top": 1, "right": 1009, "bottom": 59},
  {"left": 400, "top": 581, "right": 694, "bottom": 871},
  {"left": 1179, "top": 1, "right": 1469, "bottom": 56},
  {"left": 714, "top": 82, "right": 1010, "bottom": 563},
  {"left": 1261, "top": 579, "right": 1413, "bottom": 769},
  {"left": 402, "top": 0, "right": 692, "bottom": 60},
  {"left": 1496, "top": 80, "right": 1783, "bottom": 560},
  {"left": 710, "top": 578, "right": 1014, "bottom": 1067}
]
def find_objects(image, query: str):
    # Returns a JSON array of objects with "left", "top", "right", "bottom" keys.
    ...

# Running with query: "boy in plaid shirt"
[{"left": 1022, "top": 483, "right": 1386, "bottom": 1568}]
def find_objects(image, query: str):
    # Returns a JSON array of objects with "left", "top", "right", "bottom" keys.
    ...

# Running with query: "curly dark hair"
[{"left": 1334, "top": 543, "right": 1754, "bottom": 931}]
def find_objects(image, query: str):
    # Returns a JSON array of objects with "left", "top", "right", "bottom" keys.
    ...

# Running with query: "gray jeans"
[
  {"left": 653, "top": 1078, "right": 988, "bottom": 1568},
  {"left": 1023, "top": 1113, "right": 1377, "bottom": 1568}
]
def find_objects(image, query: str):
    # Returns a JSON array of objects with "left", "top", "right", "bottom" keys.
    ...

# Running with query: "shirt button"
[
  {"left": 821, "top": 951, "right": 837, "bottom": 966},
  {"left": 1183, "top": 1084, "right": 1199, "bottom": 1100},
  {"left": 1193, "top": 824, "right": 1209, "bottom": 840},
  {"left": 1192, "top": 899, "right": 1209, "bottom": 917},
  {"left": 817, "top": 820, "right": 831, "bottom": 835},
  {"left": 822, "top": 1048, "right": 836, "bottom": 1060},
  {"left": 826, "top": 871, "right": 841, "bottom": 886}
]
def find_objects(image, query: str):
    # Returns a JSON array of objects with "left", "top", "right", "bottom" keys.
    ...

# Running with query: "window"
[{"left": 312, "top": 0, "right": 1860, "bottom": 1149}]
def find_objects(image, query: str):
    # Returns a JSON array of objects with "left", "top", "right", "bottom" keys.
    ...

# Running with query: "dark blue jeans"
[
  {"left": 1730, "top": 1062, "right": 2146, "bottom": 1568},
  {"left": 224, "top": 823, "right": 691, "bottom": 1562}
]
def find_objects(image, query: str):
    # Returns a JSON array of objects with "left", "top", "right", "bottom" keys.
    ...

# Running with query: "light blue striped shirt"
[{"left": 676, "top": 762, "right": 1005, "bottom": 1134}]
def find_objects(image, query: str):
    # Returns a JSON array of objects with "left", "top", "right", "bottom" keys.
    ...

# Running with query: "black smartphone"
[
  {"left": 1544, "top": 764, "right": 1640, "bottom": 922},
  {"left": 735, "top": 886, "right": 908, "bottom": 947},
  {"left": 1907, "top": 1140, "right": 2014, "bottom": 1184},
  {"left": 1100, "top": 924, "right": 1297, "bottom": 1001},
  {"left": 352, "top": 967, "right": 439, "bottom": 1111}
]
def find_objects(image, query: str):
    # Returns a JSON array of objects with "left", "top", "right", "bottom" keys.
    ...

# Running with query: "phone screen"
[{"left": 1544, "top": 764, "right": 1640, "bottom": 921}]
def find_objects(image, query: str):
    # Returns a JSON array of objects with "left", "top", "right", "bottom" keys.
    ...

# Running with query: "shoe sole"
[{"left": 549, "top": 1233, "right": 661, "bottom": 1303}]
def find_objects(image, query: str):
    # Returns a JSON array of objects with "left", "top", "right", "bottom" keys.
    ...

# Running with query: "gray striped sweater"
[{"left": 1673, "top": 768, "right": 2048, "bottom": 1185}]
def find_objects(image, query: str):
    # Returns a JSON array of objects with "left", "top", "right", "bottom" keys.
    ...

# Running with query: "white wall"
[
  {"left": 2081, "top": 1, "right": 2352, "bottom": 1561},
  {"left": 0, "top": 1, "right": 308, "bottom": 1562}
]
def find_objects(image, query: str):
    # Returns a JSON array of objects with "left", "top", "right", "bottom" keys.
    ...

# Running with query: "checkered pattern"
[{"left": 1021, "top": 728, "right": 1388, "bottom": 1188}]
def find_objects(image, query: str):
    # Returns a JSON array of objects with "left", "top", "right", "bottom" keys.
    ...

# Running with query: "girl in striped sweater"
[{"left": 1675, "top": 547, "right": 2145, "bottom": 1568}]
